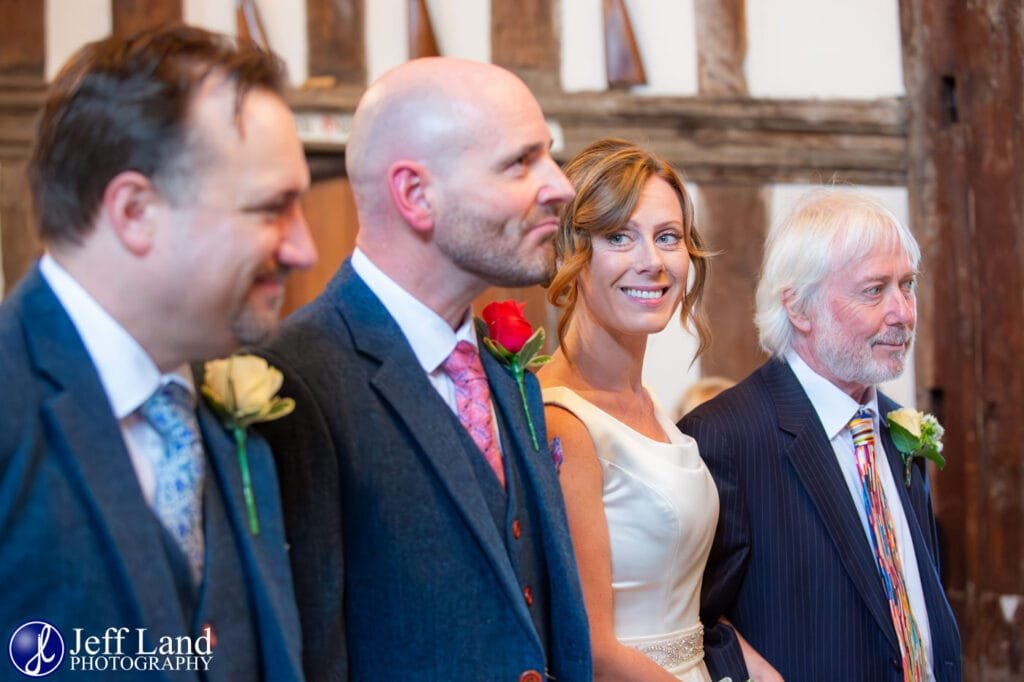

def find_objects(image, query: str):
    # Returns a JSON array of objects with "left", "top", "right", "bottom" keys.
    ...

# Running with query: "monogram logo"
[{"left": 8, "top": 622, "right": 64, "bottom": 677}]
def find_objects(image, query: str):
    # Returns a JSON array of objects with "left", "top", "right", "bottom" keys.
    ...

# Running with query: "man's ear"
[
  {"left": 782, "top": 288, "right": 813, "bottom": 333},
  {"left": 386, "top": 160, "right": 434, "bottom": 233},
  {"left": 101, "top": 171, "right": 162, "bottom": 256}
]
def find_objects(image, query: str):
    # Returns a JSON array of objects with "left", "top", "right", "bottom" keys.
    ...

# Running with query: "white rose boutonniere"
[
  {"left": 886, "top": 407, "right": 946, "bottom": 487},
  {"left": 202, "top": 354, "right": 296, "bottom": 534}
]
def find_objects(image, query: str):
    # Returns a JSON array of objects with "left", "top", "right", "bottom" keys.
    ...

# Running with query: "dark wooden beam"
[
  {"left": 0, "top": 76, "right": 45, "bottom": 295},
  {"left": 1, "top": 160, "right": 40, "bottom": 295},
  {"left": 603, "top": 0, "right": 646, "bottom": 89},
  {"left": 696, "top": 185, "right": 768, "bottom": 380},
  {"left": 237, "top": 0, "right": 271, "bottom": 51},
  {"left": 306, "top": 0, "right": 364, "bottom": 85},
  {"left": 695, "top": 0, "right": 748, "bottom": 96},
  {"left": 691, "top": 0, "right": 765, "bottom": 380},
  {"left": 408, "top": 0, "right": 440, "bottom": 59},
  {"left": 0, "top": 0, "right": 45, "bottom": 78},
  {"left": 112, "top": 0, "right": 182, "bottom": 39},
  {"left": 491, "top": 0, "right": 558, "bottom": 92},
  {"left": 901, "top": 0, "right": 1024, "bottom": 679},
  {"left": 288, "top": 86, "right": 907, "bottom": 186}
]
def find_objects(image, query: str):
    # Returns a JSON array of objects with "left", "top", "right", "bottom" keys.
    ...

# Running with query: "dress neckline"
[{"left": 543, "top": 385, "right": 681, "bottom": 447}]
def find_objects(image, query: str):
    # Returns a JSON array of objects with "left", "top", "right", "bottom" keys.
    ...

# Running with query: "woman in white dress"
[{"left": 540, "top": 139, "right": 776, "bottom": 681}]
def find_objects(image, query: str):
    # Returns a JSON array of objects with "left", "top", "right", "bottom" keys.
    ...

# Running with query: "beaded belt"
[{"left": 624, "top": 623, "right": 704, "bottom": 671}]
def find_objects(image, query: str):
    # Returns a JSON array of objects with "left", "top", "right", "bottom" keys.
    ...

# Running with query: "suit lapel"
[
  {"left": 23, "top": 271, "right": 187, "bottom": 638},
  {"left": 196, "top": 402, "right": 302, "bottom": 679},
  {"left": 482, "top": 350, "right": 589, "bottom": 650},
  {"left": 766, "top": 360, "right": 900, "bottom": 652},
  {"left": 333, "top": 263, "right": 526, "bottom": 621},
  {"left": 876, "top": 397, "right": 961, "bottom": 658}
]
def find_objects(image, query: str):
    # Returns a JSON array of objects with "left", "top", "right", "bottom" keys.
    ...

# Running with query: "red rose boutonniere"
[{"left": 476, "top": 300, "right": 552, "bottom": 451}]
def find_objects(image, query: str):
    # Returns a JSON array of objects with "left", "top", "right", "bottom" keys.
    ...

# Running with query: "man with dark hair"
[
  {"left": 1, "top": 25, "right": 315, "bottom": 680},
  {"left": 258, "top": 57, "right": 591, "bottom": 681}
]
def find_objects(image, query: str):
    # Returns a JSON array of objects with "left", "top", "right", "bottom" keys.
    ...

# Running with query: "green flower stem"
[
  {"left": 511, "top": 359, "right": 540, "bottom": 451},
  {"left": 233, "top": 427, "right": 260, "bottom": 535}
]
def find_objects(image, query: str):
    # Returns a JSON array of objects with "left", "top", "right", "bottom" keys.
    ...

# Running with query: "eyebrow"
[
  {"left": 240, "top": 189, "right": 303, "bottom": 212},
  {"left": 497, "top": 140, "right": 550, "bottom": 169}
]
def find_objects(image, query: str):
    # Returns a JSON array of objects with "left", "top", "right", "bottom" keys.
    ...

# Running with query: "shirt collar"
[
  {"left": 351, "top": 248, "right": 476, "bottom": 374},
  {"left": 39, "top": 254, "right": 194, "bottom": 419},
  {"left": 785, "top": 348, "right": 879, "bottom": 440}
]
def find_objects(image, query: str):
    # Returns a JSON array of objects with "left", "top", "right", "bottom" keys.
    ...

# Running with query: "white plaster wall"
[
  {"left": 46, "top": 0, "right": 111, "bottom": 81},
  {"left": 746, "top": 0, "right": 905, "bottom": 98},
  {"left": 253, "top": 0, "right": 308, "bottom": 85},
  {"left": 560, "top": 0, "right": 608, "bottom": 92},
  {"left": 182, "top": 0, "right": 234, "bottom": 36},
  {"left": 561, "top": 0, "right": 697, "bottom": 95},
  {"left": 366, "top": 0, "right": 408, "bottom": 84},
  {"left": 424, "top": 0, "right": 489, "bottom": 63}
]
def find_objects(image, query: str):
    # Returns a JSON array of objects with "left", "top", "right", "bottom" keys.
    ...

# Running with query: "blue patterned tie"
[{"left": 140, "top": 382, "right": 206, "bottom": 584}]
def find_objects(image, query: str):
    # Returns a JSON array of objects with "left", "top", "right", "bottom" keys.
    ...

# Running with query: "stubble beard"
[
  {"left": 435, "top": 207, "right": 557, "bottom": 287},
  {"left": 814, "top": 310, "right": 915, "bottom": 388}
]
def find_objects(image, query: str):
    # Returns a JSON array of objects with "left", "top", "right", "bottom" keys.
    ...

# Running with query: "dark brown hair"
[
  {"left": 548, "top": 138, "right": 712, "bottom": 357},
  {"left": 29, "top": 23, "right": 287, "bottom": 244}
]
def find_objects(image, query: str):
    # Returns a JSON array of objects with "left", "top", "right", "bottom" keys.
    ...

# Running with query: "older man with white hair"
[{"left": 679, "top": 190, "right": 962, "bottom": 682}]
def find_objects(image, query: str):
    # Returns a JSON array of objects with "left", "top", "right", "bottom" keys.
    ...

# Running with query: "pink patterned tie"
[
  {"left": 442, "top": 341, "right": 505, "bottom": 488},
  {"left": 849, "top": 408, "right": 928, "bottom": 682}
]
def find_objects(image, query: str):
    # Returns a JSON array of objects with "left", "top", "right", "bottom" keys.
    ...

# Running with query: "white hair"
[{"left": 754, "top": 189, "right": 921, "bottom": 357}]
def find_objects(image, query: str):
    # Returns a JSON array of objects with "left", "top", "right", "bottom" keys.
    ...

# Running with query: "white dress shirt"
[
  {"left": 40, "top": 254, "right": 195, "bottom": 506},
  {"left": 350, "top": 249, "right": 503, "bottom": 448},
  {"left": 786, "top": 349, "right": 935, "bottom": 680}
]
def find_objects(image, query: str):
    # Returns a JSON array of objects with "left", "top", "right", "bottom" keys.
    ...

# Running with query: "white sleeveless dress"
[{"left": 544, "top": 387, "right": 718, "bottom": 681}]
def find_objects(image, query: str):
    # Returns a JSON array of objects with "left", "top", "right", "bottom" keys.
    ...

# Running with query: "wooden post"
[
  {"left": 602, "top": 0, "right": 646, "bottom": 89},
  {"left": 0, "top": 0, "right": 44, "bottom": 294},
  {"left": 491, "top": 0, "right": 558, "bottom": 92},
  {"left": 111, "top": 0, "right": 182, "bottom": 39},
  {"left": 408, "top": 0, "right": 440, "bottom": 59},
  {"left": 306, "top": 0, "right": 364, "bottom": 85},
  {"left": 693, "top": 0, "right": 768, "bottom": 382},
  {"left": 901, "top": 0, "right": 1024, "bottom": 678}
]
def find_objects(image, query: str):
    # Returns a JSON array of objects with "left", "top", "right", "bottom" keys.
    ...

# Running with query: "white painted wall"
[
  {"left": 746, "top": 0, "right": 905, "bottom": 98},
  {"left": 561, "top": 0, "right": 698, "bottom": 94},
  {"left": 46, "top": 0, "right": 111, "bottom": 81}
]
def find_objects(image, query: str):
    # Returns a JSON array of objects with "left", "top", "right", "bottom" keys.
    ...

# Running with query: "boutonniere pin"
[
  {"left": 886, "top": 407, "right": 946, "bottom": 487},
  {"left": 475, "top": 300, "right": 551, "bottom": 451},
  {"left": 202, "top": 354, "right": 296, "bottom": 534}
]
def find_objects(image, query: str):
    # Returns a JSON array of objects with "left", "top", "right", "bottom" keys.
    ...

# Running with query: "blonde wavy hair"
[{"left": 548, "top": 138, "right": 712, "bottom": 358}]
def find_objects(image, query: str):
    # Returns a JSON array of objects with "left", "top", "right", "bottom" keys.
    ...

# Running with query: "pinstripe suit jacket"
[{"left": 678, "top": 359, "right": 961, "bottom": 682}]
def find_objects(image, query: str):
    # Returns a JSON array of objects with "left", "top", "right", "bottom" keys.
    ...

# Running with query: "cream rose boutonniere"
[
  {"left": 886, "top": 407, "right": 946, "bottom": 487},
  {"left": 202, "top": 354, "right": 296, "bottom": 534}
]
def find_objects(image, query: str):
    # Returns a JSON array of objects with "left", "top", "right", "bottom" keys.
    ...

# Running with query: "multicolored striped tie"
[
  {"left": 442, "top": 341, "right": 505, "bottom": 488},
  {"left": 849, "top": 407, "right": 927, "bottom": 682}
]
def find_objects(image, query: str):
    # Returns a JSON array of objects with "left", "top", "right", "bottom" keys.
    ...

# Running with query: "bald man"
[{"left": 257, "top": 58, "right": 592, "bottom": 681}]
